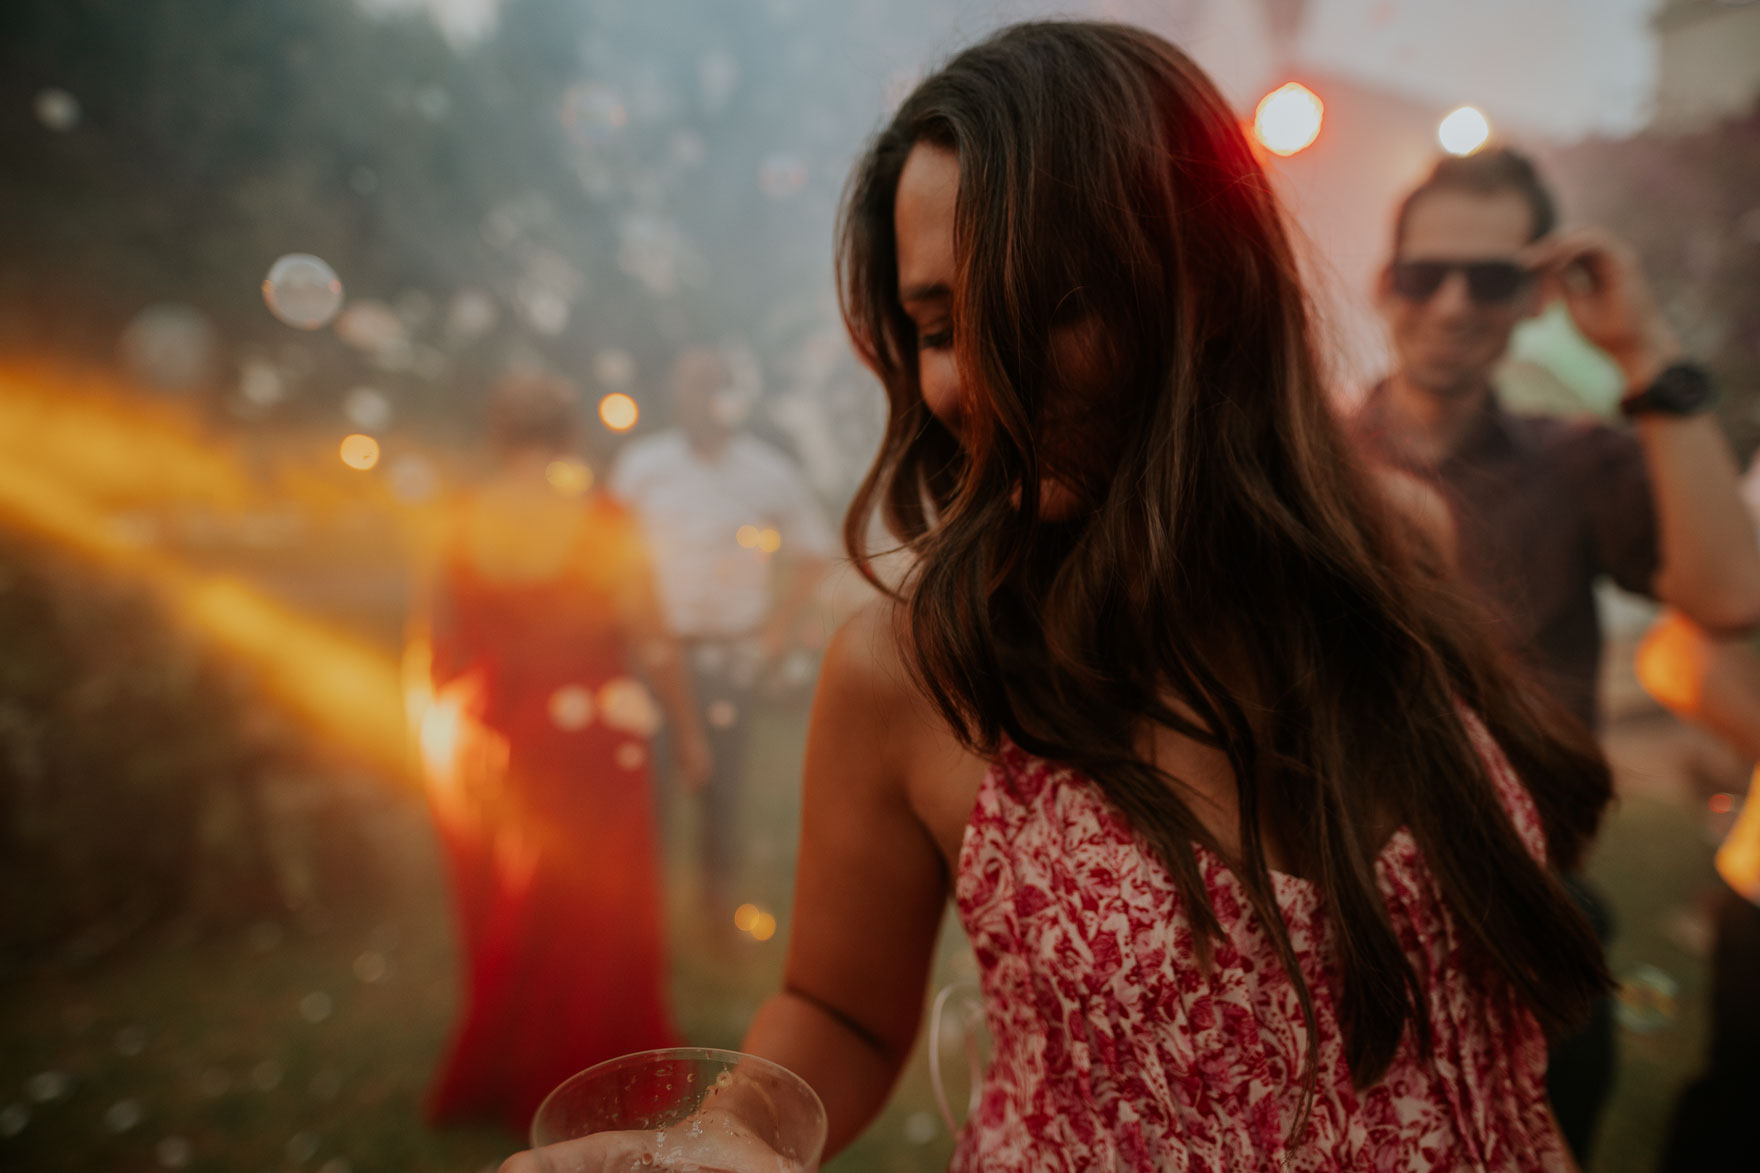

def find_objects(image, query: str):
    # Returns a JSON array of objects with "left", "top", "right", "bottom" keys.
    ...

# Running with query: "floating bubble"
[
  {"left": 615, "top": 742, "right": 647, "bottom": 771},
  {"left": 343, "top": 387, "right": 393, "bottom": 432},
  {"left": 353, "top": 951, "right": 389, "bottom": 984},
  {"left": 263, "top": 254, "right": 345, "bottom": 330},
  {"left": 0, "top": 1103, "right": 26, "bottom": 1137},
  {"left": 387, "top": 455, "right": 440, "bottom": 505},
  {"left": 594, "top": 348, "right": 636, "bottom": 389},
  {"left": 156, "top": 1136, "right": 193, "bottom": 1168},
  {"left": 758, "top": 153, "right": 808, "bottom": 200},
  {"left": 414, "top": 85, "right": 450, "bottom": 120},
  {"left": 548, "top": 684, "right": 596, "bottom": 732},
  {"left": 250, "top": 1060, "right": 284, "bottom": 1092},
  {"left": 598, "top": 392, "right": 639, "bottom": 432},
  {"left": 670, "top": 130, "right": 707, "bottom": 169},
  {"left": 34, "top": 87, "right": 80, "bottom": 132},
  {"left": 447, "top": 289, "right": 498, "bottom": 340},
  {"left": 104, "top": 1098, "right": 144, "bottom": 1133},
  {"left": 299, "top": 991, "right": 334, "bottom": 1024},
  {"left": 118, "top": 303, "right": 220, "bottom": 390},
  {"left": 339, "top": 433, "right": 381, "bottom": 471},
  {"left": 198, "top": 1068, "right": 231, "bottom": 1098},
  {"left": 239, "top": 359, "right": 288, "bottom": 408},
  {"left": 599, "top": 678, "right": 662, "bottom": 737},
  {"left": 519, "top": 285, "right": 570, "bottom": 336},
  {"left": 1615, "top": 964, "right": 1679, "bottom": 1033},
  {"left": 309, "top": 1069, "right": 343, "bottom": 1102},
  {"left": 334, "top": 301, "right": 404, "bottom": 353},
  {"left": 115, "top": 1025, "right": 147, "bottom": 1056},
  {"left": 904, "top": 1111, "right": 938, "bottom": 1145},
  {"left": 546, "top": 458, "right": 593, "bottom": 497},
  {"left": 26, "top": 1070, "right": 71, "bottom": 1103},
  {"left": 706, "top": 700, "right": 739, "bottom": 730},
  {"left": 286, "top": 1131, "right": 321, "bottom": 1163},
  {"left": 698, "top": 50, "right": 740, "bottom": 111},
  {"left": 560, "top": 81, "right": 627, "bottom": 146}
]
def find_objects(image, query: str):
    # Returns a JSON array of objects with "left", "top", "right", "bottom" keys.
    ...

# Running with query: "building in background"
[{"left": 1653, "top": 0, "right": 1760, "bottom": 128}]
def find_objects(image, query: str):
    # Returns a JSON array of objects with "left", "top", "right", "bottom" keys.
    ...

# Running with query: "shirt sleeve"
[{"left": 1563, "top": 421, "right": 1660, "bottom": 598}]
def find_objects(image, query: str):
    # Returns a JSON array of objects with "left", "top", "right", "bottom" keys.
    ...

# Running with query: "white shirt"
[{"left": 611, "top": 430, "right": 836, "bottom": 638}]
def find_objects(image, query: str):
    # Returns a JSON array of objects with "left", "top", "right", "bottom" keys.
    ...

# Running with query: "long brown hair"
[{"left": 837, "top": 20, "right": 1610, "bottom": 1118}]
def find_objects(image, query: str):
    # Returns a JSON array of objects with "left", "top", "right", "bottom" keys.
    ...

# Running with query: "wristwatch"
[{"left": 1621, "top": 361, "right": 1717, "bottom": 419}]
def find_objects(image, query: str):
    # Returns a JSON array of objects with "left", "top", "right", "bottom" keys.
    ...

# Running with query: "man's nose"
[{"left": 1426, "top": 270, "right": 1475, "bottom": 318}]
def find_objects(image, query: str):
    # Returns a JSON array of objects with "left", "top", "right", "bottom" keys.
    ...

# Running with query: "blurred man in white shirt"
[{"left": 612, "top": 347, "right": 835, "bottom": 926}]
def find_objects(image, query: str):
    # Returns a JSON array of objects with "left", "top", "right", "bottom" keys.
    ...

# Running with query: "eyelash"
[{"left": 918, "top": 328, "right": 952, "bottom": 351}]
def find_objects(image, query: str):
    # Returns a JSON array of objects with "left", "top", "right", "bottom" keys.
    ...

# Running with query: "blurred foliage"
[
  {"left": 0, "top": 529, "right": 376, "bottom": 971},
  {"left": 1544, "top": 100, "right": 1760, "bottom": 459},
  {"left": 0, "top": 0, "right": 903, "bottom": 450}
]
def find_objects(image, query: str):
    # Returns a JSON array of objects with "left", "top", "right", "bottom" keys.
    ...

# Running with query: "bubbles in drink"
[{"left": 263, "top": 253, "right": 344, "bottom": 330}]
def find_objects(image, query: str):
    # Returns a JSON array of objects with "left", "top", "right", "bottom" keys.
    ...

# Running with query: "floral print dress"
[{"left": 951, "top": 716, "right": 1567, "bottom": 1172}]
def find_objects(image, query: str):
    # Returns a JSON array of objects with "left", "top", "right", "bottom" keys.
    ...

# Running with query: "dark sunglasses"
[{"left": 1389, "top": 259, "right": 1533, "bottom": 305}]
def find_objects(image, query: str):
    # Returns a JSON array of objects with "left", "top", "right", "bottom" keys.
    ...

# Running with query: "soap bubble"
[
  {"left": 343, "top": 387, "right": 393, "bottom": 432},
  {"left": 263, "top": 254, "right": 344, "bottom": 330},
  {"left": 560, "top": 82, "right": 627, "bottom": 147},
  {"left": 118, "top": 303, "right": 220, "bottom": 390},
  {"left": 759, "top": 153, "right": 808, "bottom": 200},
  {"left": 593, "top": 347, "right": 636, "bottom": 389},
  {"left": 34, "top": 88, "right": 80, "bottom": 132},
  {"left": 103, "top": 1099, "right": 144, "bottom": 1133}
]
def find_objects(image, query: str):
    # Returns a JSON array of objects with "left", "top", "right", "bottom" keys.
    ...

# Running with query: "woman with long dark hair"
[{"left": 507, "top": 21, "right": 1609, "bottom": 1171}]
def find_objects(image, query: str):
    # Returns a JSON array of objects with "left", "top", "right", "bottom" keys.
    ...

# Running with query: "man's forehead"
[{"left": 1400, "top": 189, "right": 1534, "bottom": 259}]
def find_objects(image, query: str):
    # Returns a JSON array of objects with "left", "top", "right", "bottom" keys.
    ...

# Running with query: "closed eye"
[{"left": 918, "top": 327, "right": 952, "bottom": 350}]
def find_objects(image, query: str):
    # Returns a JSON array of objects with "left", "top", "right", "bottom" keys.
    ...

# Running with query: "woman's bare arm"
[{"left": 737, "top": 605, "right": 951, "bottom": 1157}]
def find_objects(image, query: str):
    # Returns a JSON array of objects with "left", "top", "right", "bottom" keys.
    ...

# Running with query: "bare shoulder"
[{"left": 819, "top": 599, "right": 919, "bottom": 719}]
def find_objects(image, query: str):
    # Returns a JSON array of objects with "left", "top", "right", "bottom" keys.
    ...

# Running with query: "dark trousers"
[
  {"left": 1548, "top": 871, "right": 1617, "bottom": 1167},
  {"left": 1658, "top": 879, "right": 1760, "bottom": 1171},
  {"left": 657, "top": 638, "right": 757, "bottom": 915}
]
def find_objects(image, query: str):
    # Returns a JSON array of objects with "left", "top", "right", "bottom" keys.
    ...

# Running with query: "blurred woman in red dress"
[{"left": 411, "top": 371, "right": 711, "bottom": 1135}]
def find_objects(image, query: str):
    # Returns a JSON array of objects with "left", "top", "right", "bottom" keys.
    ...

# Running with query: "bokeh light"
[
  {"left": 736, "top": 524, "right": 761, "bottom": 549},
  {"left": 1710, "top": 793, "right": 1736, "bottom": 815},
  {"left": 338, "top": 434, "right": 380, "bottom": 471},
  {"left": 734, "top": 903, "right": 761, "bottom": 932},
  {"left": 599, "top": 677, "right": 662, "bottom": 737},
  {"left": 1253, "top": 82, "right": 1323, "bottom": 157},
  {"left": 34, "top": 87, "right": 80, "bottom": 132},
  {"left": 342, "top": 387, "right": 393, "bottom": 432},
  {"left": 750, "top": 912, "right": 777, "bottom": 942},
  {"left": 594, "top": 348, "right": 636, "bottom": 388},
  {"left": 262, "top": 254, "right": 344, "bottom": 330},
  {"left": 598, "top": 392, "right": 639, "bottom": 432},
  {"left": 614, "top": 742, "right": 646, "bottom": 771},
  {"left": 545, "top": 458, "right": 593, "bottom": 497},
  {"left": 756, "top": 527, "right": 782, "bottom": 554},
  {"left": 1438, "top": 106, "right": 1491, "bottom": 156},
  {"left": 547, "top": 684, "right": 595, "bottom": 731},
  {"left": 706, "top": 699, "right": 739, "bottom": 729}
]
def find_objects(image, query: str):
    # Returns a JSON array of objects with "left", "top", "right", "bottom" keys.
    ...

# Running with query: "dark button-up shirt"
[{"left": 1352, "top": 386, "right": 1660, "bottom": 730}]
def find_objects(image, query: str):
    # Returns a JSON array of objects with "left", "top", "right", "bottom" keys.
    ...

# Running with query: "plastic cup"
[{"left": 530, "top": 1047, "right": 827, "bottom": 1172}]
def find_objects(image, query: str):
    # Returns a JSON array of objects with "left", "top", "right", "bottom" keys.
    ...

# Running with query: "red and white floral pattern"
[{"left": 951, "top": 715, "right": 1566, "bottom": 1171}]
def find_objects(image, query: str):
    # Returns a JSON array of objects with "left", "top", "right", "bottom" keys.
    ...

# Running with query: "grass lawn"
[{"left": 0, "top": 696, "right": 1723, "bottom": 1173}]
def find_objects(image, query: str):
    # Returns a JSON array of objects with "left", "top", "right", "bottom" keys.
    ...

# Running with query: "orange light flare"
[
  {"left": 1635, "top": 613, "right": 1708, "bottom": 717},
  {"left": 1253, "top": 82, "right": 1324, "bottom": 157},
  {"left": 598, "top": 392, "right": 639, "bottom": 432},
  {"left": 0, "top": 364, "right": 429, "bottom": 781}
]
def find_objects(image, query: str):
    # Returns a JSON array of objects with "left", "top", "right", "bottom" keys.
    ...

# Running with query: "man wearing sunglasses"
[{"left": 1354, "top": 148, "right": 1760, "bottom": 1166}]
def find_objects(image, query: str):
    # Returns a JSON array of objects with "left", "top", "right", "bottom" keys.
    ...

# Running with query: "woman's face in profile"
[
  {"left": 891, "top": 140, "right": 1109, "bottom": 518},
  {"left": 892, "top": 142, "right": 963, "bottom": 432}
]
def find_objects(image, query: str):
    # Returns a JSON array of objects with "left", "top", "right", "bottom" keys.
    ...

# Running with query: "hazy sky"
[
  {"left": 360, "top": 0, "right": 1664, "bottom": 141},
  {"left": 1298, "top": 0, "right": 1660, "bottom": 140}
]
